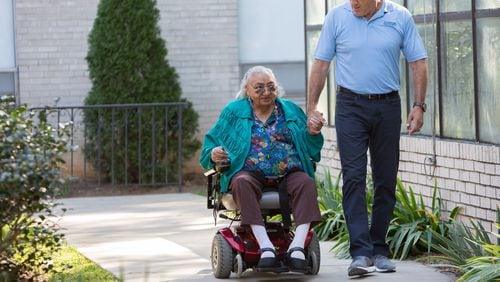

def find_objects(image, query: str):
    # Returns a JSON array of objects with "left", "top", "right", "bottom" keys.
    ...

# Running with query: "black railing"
[{"left": 30, "top": 102, "right": 188, "bottom": 192}]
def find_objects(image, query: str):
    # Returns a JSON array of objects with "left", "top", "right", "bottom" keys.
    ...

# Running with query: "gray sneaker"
[
  {"left": 374, "top": 255, "right": 396, "bottom": 272},
  {"left": 348, "top": 256, "right": 375, "bottom": 276}
]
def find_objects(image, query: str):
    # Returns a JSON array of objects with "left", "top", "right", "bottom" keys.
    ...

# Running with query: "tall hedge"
[{"left": 85, "top": 0, "right": 200, "bottom": 183}]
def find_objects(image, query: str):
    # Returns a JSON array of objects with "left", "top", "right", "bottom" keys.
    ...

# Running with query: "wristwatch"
[{"left": 413, "top": 101, "right": 427, "bottom": 112}]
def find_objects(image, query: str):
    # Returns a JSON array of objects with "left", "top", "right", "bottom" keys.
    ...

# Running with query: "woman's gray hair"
[{"left": 235, "top": 66, "right": 285, "bottom": 99}]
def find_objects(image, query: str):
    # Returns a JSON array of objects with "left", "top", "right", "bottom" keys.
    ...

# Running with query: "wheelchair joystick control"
[{"left": 215, "top": 159, "right": 231, "bottom": 173}]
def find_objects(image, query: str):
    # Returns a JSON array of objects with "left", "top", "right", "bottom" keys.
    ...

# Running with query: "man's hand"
[
  {"left": 406, "top": 107, "right": 424, "bottom": 135},
  {"left": 307, "top": 110, "right": 327, "bottom": 135}
]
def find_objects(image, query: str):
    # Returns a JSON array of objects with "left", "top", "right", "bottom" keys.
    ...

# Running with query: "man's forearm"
[
  {"left": 410, "top": 59, "right": 428, "bottom": 103},
  {"left": 307, "top": 60, "right": 330, "bottom": 114}
]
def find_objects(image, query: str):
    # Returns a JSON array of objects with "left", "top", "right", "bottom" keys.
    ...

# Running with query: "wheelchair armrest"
[{"left": 204, "top": 168, "right": 217, "bottom": 177}]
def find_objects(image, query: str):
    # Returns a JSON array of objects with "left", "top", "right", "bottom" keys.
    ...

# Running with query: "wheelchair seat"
[{"left": 220, "top": 189, "right": 281, "bottom": 211}]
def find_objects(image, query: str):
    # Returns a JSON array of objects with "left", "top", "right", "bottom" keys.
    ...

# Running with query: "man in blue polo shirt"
[{"left": 307, "top": 0, "right": 428, "bottom": 277}]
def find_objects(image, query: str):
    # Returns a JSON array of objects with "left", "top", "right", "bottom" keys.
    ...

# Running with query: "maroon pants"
[{"left": 230, "top": 170, "right": 322, "bottom": 226}]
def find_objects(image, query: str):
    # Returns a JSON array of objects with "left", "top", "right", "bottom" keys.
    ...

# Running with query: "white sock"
[
  {"left": 288, "top": 223, "right": 310, "bottom": 260},
  {"left": 251, "top": 224, "right": 275, "bottom": 258}
]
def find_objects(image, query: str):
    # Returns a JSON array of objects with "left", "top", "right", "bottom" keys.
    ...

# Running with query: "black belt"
[{"left": 338, "top": 86, "right": 399, "bottom": 100}]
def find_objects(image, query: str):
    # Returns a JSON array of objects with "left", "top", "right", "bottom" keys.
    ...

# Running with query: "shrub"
[
  {"left": 315, "top": 173, "right": 461, "bottom": 260},
  {"left": 85, "top": 0, "right": 201, "bottom": 183},
  {"left": 0, "top": 96, "right": 69, "bottom": 279},
  {"left": 387, "top": 178, "right": 461, "bottom": 259},
  {"left": 422, "top": 210, "right": 500, "bottom": 282},
  {"left": 314, "top": 170, "right": 345, "bottom": 241}
]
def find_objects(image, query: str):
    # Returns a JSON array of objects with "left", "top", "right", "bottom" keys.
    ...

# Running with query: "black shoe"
[
  {"left": 256, "top": 248, "right": 279, "bottom": 270},
  {"left": 286, "top": 247, "right": 307, "bottom": 273}
]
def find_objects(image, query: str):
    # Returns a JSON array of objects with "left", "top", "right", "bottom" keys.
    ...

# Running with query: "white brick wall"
[
  {"left": 156, "top": 0, "right": 240, "bottom": 140},
  {"left": 16, "top": 0, "right": 99, "bottom": 106},
  {"left": 15, "top": 0, "right": 239, "bottom": 142},
  {"left": 318, "top": 127, "right": 500, "bottom": 235}
]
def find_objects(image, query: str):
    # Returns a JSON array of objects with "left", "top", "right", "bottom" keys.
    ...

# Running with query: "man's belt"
[{"left": 338, "top": 86, "right": 399, "bottom": 100}]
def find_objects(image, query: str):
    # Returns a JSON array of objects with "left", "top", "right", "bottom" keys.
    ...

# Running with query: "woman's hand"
[
  {"left": 211, "top": 146, "right": 229, "bottom": 163},
  {"left": 307, "top": 110, "right": 326, "bottom": 135}
]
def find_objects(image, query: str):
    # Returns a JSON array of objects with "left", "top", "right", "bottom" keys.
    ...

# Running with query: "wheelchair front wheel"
[
  {"left": 211, "top": 234, "right": 234, "bottom": 278},
  {"left": 306, "top": 233, "right": 321, "bottom": 275}
]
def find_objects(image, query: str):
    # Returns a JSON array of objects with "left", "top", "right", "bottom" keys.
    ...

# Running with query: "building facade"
[{"left": 305, "top": 0, "right": 500, "bottom": 234}]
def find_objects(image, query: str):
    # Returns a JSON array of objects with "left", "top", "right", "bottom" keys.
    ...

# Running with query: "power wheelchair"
[{"left": 205, "top": 161, "right": 321, "bottom": 278}]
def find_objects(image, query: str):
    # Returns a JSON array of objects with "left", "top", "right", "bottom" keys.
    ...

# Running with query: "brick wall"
[
  {"left": 15, "top": 0, "right": 99, "bottom": 106},
  {"left": 156, "top": 0, "right": 240, "bottom": 139},
  {"left": 318, "top": 127, "right": 500, "bottom": 234},
  {"left": 15, "top": 0, "right": 239, "bottom": 143}
]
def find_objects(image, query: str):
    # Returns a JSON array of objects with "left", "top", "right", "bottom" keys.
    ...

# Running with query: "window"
[
  {"left": 0, "top": 0, "right": 17, "bottom": 101},
  {"left": 304, "top": 0, "right": 500, "bottom": 145},
  {"left": 239, "top": 0, "right": 306, "bottom": 106},
  {"left": 477, "top": 17, "right": 500, "bottom": 143},
  {"left": 440, "top": 20, "right": 474, "bottom": 140}
]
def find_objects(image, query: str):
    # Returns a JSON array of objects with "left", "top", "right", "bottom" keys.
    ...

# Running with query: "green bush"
[
  {"left": 315, "top": 173, "right": 461, "bottom": 260},
  {"left": 314, "top": 170, "right": 345, "bottom": 241},
  {"left": 422, "top": 210, "right": 499, "bottom": 282},
  {"left": 458, "top": 242, "right": 499, "bottom": 282},
  {"left": 84, "top": 0, "right": 201, "bottom": 183},
  {"left": 0, "top": 96, "right": 69, "bottom": 279},
  {"left": 387, "top": 179, "right": 461, "bottom": 259}
]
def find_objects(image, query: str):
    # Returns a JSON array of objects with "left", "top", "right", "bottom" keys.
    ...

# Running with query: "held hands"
[
  {"left": 211, "top": 146, "right": 229, "bottom": 163},
  {"left": 406, "top": 107, "right": 424, "bottom": 135},
  {"left": 307, "top": 110, "right": 327, "bottom": 135}
]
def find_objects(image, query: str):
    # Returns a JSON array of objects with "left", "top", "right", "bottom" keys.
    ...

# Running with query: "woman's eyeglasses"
[{"left": 252, "top": 84, "right": 277, "bottom": 95}]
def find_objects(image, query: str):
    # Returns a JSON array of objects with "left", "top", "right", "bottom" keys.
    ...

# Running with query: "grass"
[{"left": 48, "top": 244, "right": 121, "bottom": 282}]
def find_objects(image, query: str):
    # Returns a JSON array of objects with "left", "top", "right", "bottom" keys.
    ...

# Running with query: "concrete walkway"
[{"left": 58, "top": 193, "right": 456, "bottom": 281}]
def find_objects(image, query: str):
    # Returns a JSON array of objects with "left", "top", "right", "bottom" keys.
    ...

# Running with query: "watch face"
[{"left": 413, "top": 102, "right": 426, "bottom": 112}]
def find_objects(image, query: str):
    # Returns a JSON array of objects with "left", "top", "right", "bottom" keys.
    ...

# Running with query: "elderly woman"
[{"left": 199, "top": 66, "right": 325, "bottom": 272}]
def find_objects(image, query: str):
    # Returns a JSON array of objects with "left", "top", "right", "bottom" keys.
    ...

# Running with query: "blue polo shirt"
[{"left": 315, "top": 0, "right": 428, "bottom": 94}]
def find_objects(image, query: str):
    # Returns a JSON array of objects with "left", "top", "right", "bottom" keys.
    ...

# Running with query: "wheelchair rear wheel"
[
  {"left": 211, "top": 234, "right": 234, "bottom": 278},
  {"left": 306, "top": 233, "right": 321, "bottom": 275}
]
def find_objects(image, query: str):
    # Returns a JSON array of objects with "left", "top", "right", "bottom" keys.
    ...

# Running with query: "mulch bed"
[{"left": 60, "top": 172, "right": 206, "bottom": 198}]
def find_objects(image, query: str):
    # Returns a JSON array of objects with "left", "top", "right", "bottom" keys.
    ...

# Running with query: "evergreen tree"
[{"left": 85, "top": 0, "right": 200, "bottom": 183}]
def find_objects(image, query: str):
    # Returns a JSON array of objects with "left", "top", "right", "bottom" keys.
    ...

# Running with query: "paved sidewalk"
[{"left": 58, "top": 193, "right": 456, "bottom": 281}]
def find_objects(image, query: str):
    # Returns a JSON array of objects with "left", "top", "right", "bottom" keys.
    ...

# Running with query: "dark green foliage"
[
  {"left": 84, "top": 0, "right": 200, "bottom": 183},
  {"left": 314, "top": 173, "right": 461, "bottom": 260},
  {"left": 422, "top": 210, "right": 499, "bottom": 282},
  {"left": 0, "top": 96, "right": 69, "bottom": 280},
  {"left": 314, "top": 170, "right": 345, "bottom": 241},
  {"left": 387, "top": 179, "right": 461, "bottom": 259}
]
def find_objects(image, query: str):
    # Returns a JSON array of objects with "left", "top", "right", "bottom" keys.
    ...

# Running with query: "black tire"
[
  {"left": 211, "top": 234, "right": 234, "bottom": 278},
  {"left": 306, "top": 233, "right": 321, "bottom": 275}
]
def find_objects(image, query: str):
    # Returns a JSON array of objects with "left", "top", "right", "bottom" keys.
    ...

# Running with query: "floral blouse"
[{"left": 243, "top": 102, "right": 302, "bottom": 177}]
